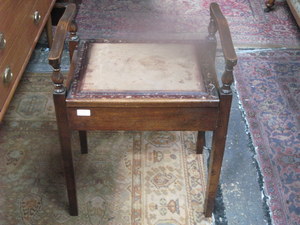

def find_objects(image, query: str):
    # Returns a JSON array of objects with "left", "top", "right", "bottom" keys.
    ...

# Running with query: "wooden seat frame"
[{"left": 48, "top": 3, "right": 237, "bottom": 218}]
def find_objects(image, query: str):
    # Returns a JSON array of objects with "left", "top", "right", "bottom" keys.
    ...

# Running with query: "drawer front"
[
  {"left": 0, "top": 0, "right": 55, "bottom": 118},
  {"left": 67, "top": 107, "right": 219, "bottom": 131},
  {"left": 0, "top": 0, "right": 36, "bottom": 59}
]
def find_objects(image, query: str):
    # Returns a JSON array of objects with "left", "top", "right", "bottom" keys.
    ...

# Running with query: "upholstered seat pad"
[{"left": 81, "top": 43, "right": 205, "bottom": 93}]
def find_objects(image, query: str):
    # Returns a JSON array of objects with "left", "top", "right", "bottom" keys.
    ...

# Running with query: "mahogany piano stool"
[{"left": 48, "top": 3, "right": 237, "bottom": 217}]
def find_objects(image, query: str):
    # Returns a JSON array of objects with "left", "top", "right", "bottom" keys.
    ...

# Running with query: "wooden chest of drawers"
[{"left": 0, "top": 0, "right": 56, "bottom": 121}]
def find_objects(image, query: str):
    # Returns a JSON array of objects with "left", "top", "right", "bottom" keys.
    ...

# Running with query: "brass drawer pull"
[
  {"left": 33, "top": 11, "right": 41, "bottom": 24},
  {"left": 0, "top": 32, "right": 6, "bottom": 49},
  {"left": 3, "top": 66, "right": 13, "bottom": 84}
]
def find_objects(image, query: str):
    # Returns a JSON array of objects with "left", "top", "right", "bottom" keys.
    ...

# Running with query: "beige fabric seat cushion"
[{"left": 81, "top": 43, "right": 205, "bottom": 93}]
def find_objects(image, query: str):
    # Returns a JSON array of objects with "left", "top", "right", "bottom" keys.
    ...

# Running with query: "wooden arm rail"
[
  {"left": 48, "top": 3, "right": 77, "bottom": 94},
  {"left": 48, "top": 3, "right": 77, "bottom": 69},
  {"left": 210, "top": 3, "right": 237, "bottom": 66},
  {"left": 208, "top": 3, "right": 237, "bottom": 94}
]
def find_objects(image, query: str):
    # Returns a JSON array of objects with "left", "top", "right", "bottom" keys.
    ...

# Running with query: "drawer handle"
[
  {"left": 3, "top": 66, "right": 13, "bottom": 84},
  {"left": 33, "top": 11, "right": 41, "bottom": 24},
  {"left": 0, "top": 32, "right": 6, "bottom": 49}
]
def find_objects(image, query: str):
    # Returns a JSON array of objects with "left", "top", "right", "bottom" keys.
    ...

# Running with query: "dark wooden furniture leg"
[
  {"left": 204, "top": 44, "right": 235, "bottom": 216},
  {"left": 196, "top": 131, "right": 206, "bottom": 154},
  {"left": 204, "top": 93, "right": 232, "bottom": 217},
  {"left": 49, "top": 4, "right": 78, "bottom": 215},
  {"left": 52, "top": 74, "right": 78, "bottom": 216},
  {"left": 54, "top": 92, "right": 78, "bottom": 216},
  {"left": 204, "top": 61, "right": 234, "bottom": 216},
  {"left": 265, "top": 0, "right": 276, "bottom": 12},
  {"left": 204, "top": 4, "right": 237, "bottom": 216},
  {"left": 46, "top": 17, "right": 53, "bottom": 48},
  {"left": 79, "top": 131, "right": 88, "bottom": 154}
]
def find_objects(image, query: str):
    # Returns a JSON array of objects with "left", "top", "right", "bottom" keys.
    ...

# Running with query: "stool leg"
[
  {"left": 45, "top": 17, "right": 53, "bottom": 48},
  {"left": 204, "top": 128, "right": 226, "bottom": 217},
  {"left": 79, "top": 131, "right": 88, "bottom": 154},
  {"left": 53, "top": 93, "right": 78, "bottom": 216},
  {"left": 204, "top": 94, "right": 232, "bottom": 217},
  {"left": 196, "top": 131, "right": 206, "bottom": 154}
]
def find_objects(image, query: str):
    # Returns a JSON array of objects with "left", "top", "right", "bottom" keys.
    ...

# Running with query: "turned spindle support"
[
  {"left": 208, "top": 17, "right": 217, "bottom": 41},
  {"left": 221, "top": 62, "right": 235, "bottom": 94},
  {"left": 68, "top": 21, "right": 79, "bottom": 61},
  {"left": 207, "top": 16, "right": 217, "bottom": 59},
  {"left": 51, "top": 67, "right": 65, "bottom": 94}
]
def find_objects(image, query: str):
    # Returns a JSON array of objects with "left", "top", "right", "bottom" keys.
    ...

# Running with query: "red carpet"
[
  {"left": 234, "top": 49, "right": 300, "bottom": 225},
  {"left": 76, "top": 0, "right": 300, "bottom": 47}
]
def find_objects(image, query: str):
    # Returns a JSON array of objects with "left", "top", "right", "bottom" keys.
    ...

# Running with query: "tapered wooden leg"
[
  {"left": 196, "top": 131, "right": 206, "bottom": 154},
  {"left": 53, "top": 91, "right": 78, "bottom": 216},
  {"left": 46, "top": 16, "right": 53, "bottom": 48},
  {"left": 204, "top": 93, "right": 232, "bottom": 217},
  {"left": 79, "top": 130, "right": 88, "bottom": 154}
]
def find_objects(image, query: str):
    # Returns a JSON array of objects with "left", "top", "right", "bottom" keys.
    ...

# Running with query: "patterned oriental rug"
[
  {"left": 75, "top": 0, "right": 300, "bottom": 48},
  {"left": 0, "top": 73, "right": 212, "bottom": 224},
  {"left": 234, "top": 49, "right": 300, "bottom": 225}
]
